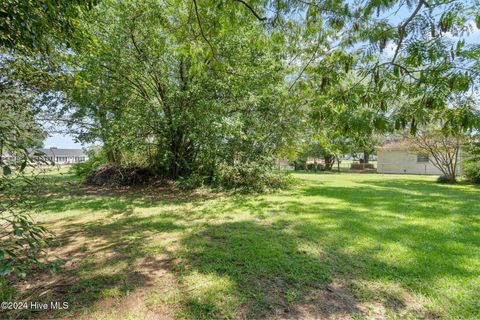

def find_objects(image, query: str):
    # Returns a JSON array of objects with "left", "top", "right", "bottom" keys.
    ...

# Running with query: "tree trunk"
[
  {"left": 106, "top": 150, "right": 116, "bottom": 164},
  {"left": 0, "top": 140, "right": 3, "bottom": 165},
  {"left": 363, "top": 150, "right": 370, "bottom": 164},
  {"left": 324, "top": 154, "right": 335, "bottom": 171}
]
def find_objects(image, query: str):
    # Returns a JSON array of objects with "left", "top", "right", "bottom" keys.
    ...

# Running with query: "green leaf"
[
  {"left": 3, "top": 165, "right": 12, "bottom": 176},
  {"left": 19, "top": 160, "right": 27, "bottom": 172}
]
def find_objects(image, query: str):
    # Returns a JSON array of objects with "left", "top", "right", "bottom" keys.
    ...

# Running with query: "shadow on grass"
[
  {"left": 32, "top": 183, "right": 218, "bottom": 217},
  {"left": 175, "top": 176, "right": 480, "bottom": 318},
  {"left": 177, "top": 221, "right": 361, "bottom": 319},
  {"left": 5, "top": 212, "right": 184, "bottom": 319},
  {"left": 6, "top": 174, "right": 480, "bottom": 319}
]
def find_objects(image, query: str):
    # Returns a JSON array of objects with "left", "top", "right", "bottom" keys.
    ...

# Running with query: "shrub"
[
  {"left": 437, "top": 175, "right": 456, "bottom": 184},
  {"left": 463, "top": 161, "right": 480, "bottom": 184},
  {"left": 306, "top": 163, "right": 324, "bottom": 172},
  {"left": 178, "top": 173, "right": 205, "bottom": 190},
  {"left": 294, "top": 161, "right": 306, "bottom": 171},
  {"left": 350, "top": 163, "right": 375, "bottom": 170},
  {"left": 214, "top": 161, "right": 293, "bottom": 192},
  {"left": 69, "top": 150, "right": 107, "bottom": 178}
]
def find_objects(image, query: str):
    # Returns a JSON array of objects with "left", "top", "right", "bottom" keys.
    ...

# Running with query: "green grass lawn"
[{"left": 3, "top": 172, "right": 480, "bottom": 319}]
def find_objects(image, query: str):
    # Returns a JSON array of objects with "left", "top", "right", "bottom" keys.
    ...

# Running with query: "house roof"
[
  {"left": 376, "top": 139, "right": 412, "bottom": 151},
  {"left": 36, "top": 148, "right": 87, "bottom": 157}
]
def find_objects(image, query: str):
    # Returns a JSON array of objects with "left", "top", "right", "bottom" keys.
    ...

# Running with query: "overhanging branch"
[{"left": 233, "top": 0, "right": 267, "bottom": 21}]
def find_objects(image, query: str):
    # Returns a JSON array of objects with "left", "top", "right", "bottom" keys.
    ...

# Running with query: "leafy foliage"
[
  {"left": 1, "top": 0, "right": 94, "bottom": 279},
  {"left": 0, "top": 175, "right": 52, "bottom": 278},
  {"left": 69, "top": 149, "right": 107, "bottom": 179},
  {"left": 212, "top": 160, "right": 293, "bottom": 192},
  {"left": 462, "top": 134, "right": 480, "bottom": 184},
  {"left": 0, "top": 0, "right": 96, "bottom": 53},
  {"left": 0, "top": 85, "right": 51, "bottom": 277},
  {"left": 63, "top": 0, "right": 299, "bottom": 186},
  {"left": 463, "top": 162, "right": 480, "bottom": 184}
]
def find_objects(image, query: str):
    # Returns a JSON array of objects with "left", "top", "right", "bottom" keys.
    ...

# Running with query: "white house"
[
  {"left": 376, "top": 140, "right": 462, "bottom": 175},
  {"left": 35, "top": 148, "right": 88, "bottom": 165}
]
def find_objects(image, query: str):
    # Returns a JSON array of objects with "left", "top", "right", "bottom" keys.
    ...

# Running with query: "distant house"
[
  {"left": 305, "top": 157, "right": 324, "bottom": 165},
  {"left": 35, "top": 148, "right": 88, "bottom": 165},
  {"left": 277, "top": 159, "right": 294, "bottom": 170},
  {"left": 376, "top": 140, "right": 462, "bottom": 175}
]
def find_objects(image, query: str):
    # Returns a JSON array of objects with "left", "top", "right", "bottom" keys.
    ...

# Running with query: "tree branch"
[
  {"left": 192, "top": 0, "right": 217, "bottom": 58},
  {"left": 288, "top": 38, "right": 322, "bottom": 91},
  {"left": 233, "top": 0, "right": 267, "bottom": 21},
  {"left": 391, "top": 0, "right": 425, "bottom": 63}
]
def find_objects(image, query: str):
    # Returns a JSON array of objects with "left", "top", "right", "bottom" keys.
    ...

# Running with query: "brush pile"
[{"left": 85, "top": 165, "right": 154, "bottom": 186}]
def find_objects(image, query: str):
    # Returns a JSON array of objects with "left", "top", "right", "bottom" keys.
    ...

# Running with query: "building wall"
[
  {"left": 54, "top": 156, "right": 88, "bottom": 164},
  {"left": 43, "top": 155, "right": 88, "bottom": 164},
  {"left": 377, "top": 150, "right": 462, "bottom": 175}
]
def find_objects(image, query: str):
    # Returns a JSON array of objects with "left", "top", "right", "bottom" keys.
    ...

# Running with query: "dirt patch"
[
  {"left": 276, "top": 279, "right": 362, "bottom": 320},
  {"left": 3, "top": 212, "right": 183, "bottom": 320},
  {"left": 278, "top": 278, "right": 432, "bottom": 320}
]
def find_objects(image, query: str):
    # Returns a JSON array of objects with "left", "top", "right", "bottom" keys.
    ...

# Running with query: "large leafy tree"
[
  {"left": 65, "top": 0, "right": 299, "bottom": 180},
  {"left": 299, "top": 0, "right": 480, "bottom": 133}
]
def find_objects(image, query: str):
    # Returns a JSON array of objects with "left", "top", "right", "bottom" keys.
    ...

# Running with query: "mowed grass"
[{"left": 4, "top": 172, "right": 480, "bottom": 319}]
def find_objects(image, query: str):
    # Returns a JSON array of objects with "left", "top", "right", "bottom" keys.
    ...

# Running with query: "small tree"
[{"left": 409, "top": 130, "right": 463, "bottom": 182}]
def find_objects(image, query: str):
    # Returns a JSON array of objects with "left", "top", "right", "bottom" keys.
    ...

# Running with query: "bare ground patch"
[
  {"left": 279, "top": 278, "right": 432, "bottom": 320},
  {"left": 3, "top": 211, "right": 184, "bottom": 320}
]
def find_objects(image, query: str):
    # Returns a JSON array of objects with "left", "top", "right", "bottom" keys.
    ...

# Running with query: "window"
[{"left": 417, "top": 153, "right": 429, "bottom": 163}]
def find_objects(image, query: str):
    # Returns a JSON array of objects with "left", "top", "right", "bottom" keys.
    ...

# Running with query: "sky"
[
  {"left": 44, "top": 132, "right": 84, "bottom": 148},
  {"left": 42, "top": 3, "right": 480, "bottom": 149}
]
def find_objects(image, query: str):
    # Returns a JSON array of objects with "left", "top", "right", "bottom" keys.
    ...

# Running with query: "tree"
[
  {"left": 63, "top": 0, "right": 299, "bottom": 183},
  {"left": 0, "top": 83, "right": 51, "bottom": 278},
  {"left": 409, "top": 129, "right": 463, "bottom": 182},
  {"left": 251, "top": 0, "right": 480, "bottom": 148},
  {"left": 461, "top": 133, "right": 480, "bottom": 183}
]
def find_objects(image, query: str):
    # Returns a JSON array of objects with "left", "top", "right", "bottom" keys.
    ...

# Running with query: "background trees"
[{"left": 461, "top": 133, "right": 480, "bottom": 183}]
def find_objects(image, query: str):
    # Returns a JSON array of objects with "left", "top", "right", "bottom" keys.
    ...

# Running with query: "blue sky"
[{"left": 44, "top": 132, "right": 84, "bottom": 148}]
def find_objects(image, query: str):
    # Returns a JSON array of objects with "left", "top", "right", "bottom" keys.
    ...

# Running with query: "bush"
[
  {"left": 437, "top": 175, "right": 456, "bottom": 184},
  {"left": 306, "top": 163, "right": 324, "bottom": 172},
  {"left": 294, "top": 161, "right": 306, "bottom": 171},
  {"left": 463, "top": 161, "right": 480, "bottom": 184},
  {"left": 351, "top": 163, "right": 375, "bottom": 170},
  {"left": 178, "top": 173, "right": 205, "bottom": 190},
  {"left": 69, "top": 150, "right": 107, "bottom": 178},
  {"left": 214, "top": 161, "right": 293, "bottom": 192}
]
